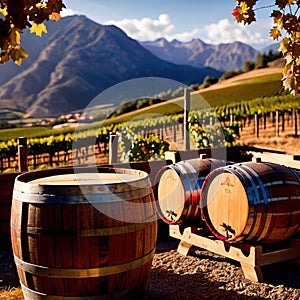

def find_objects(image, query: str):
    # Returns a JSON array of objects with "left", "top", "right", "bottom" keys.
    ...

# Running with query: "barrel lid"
[
  {"left": 29, "top": 173, "right": 142, "bottom": 185},
  {"left": 13, "top": 167, "right": 151, "bottom": 198},
  {"left": 157, "top": 168, "right": 185, "bottom": 223},
  {"left": 204, "top": 171, "right": 249, "bottom": 240}
]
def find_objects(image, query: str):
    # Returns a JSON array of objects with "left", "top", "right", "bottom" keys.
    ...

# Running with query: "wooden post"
[
  {"left": 18, "top": 137, "right": 28, "bottom": 172},
  {"left": 184, "top": 88, "right": 190, "bottom": 151},
  {"left": 276, "top": 110, "right": 280, "bottom": 137},
  {"left": 293, "top": 110, "right": 298, "bottom": 137},
  {"left": 109, "top": 132, "right": 118, "bottom": 164},
  {"left": 173, "top": 122, "right": 177, "bottom": 143},
  {"left": 254, "top": 113, "right": 259, "bottom": 138},
  {"left": 282, "top": 111, "right": 285, "bottom": 132},
  {"left": 263, "top": 113, "right": 267, "bottom": 130}
]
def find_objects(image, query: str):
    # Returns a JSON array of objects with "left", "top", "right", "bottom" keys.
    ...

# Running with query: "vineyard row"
[{"left": 1, "top": 98, "right": 300, "bottom": 172}]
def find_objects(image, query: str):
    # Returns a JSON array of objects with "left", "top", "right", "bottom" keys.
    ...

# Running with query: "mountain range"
[
  {"left": 140, "top": 38, "right": 260, "bottom": 72},
  {"left": 0, "top": 15, "right": 223, "bottom": 117},
  {"left": 0, "top": 15, "right": 268, "bottom": 118}
]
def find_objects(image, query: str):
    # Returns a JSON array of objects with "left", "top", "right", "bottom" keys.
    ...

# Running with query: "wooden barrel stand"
[{"left": 169, "top": 225, "right": 300, "bottom": 282}]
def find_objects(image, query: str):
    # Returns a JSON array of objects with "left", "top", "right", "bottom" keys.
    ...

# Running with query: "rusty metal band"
[
  {"left": 12, "top": 187, "right": 153, "bottom": 204},
  {"left": 12, "top": 221, "right": 156, "bottom": 237},
  {"left": 14, "top": 248, "right": 155, "bottom": 278}
]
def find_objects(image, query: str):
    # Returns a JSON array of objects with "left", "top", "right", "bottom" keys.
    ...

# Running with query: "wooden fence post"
[
  {"left": 18, "top": 137, "right": 28, "bottom": 172},
  {"left": 293, "top": 110, "right": 298, "bottom": 137},
  {"left": 276, "top": 110, "right": 280, "bottom": 137},
  {"left": 109, "top": 132, "right": 118, "bottom": 164},
  {"left": 184, "top": 88, "right": 190, "bottom": 151},
  {"left": 254, "top": 113, "right": 259, "bottom": 138}
]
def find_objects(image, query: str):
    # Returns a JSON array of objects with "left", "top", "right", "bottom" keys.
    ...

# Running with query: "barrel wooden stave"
[
  {"left": 11, "top": 167, "right": 157, "bottom": 299},
  {"left": 201, "top": 161, "right": 300, "bottom": 244}
]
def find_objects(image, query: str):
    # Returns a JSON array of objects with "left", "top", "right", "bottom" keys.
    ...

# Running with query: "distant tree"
[
  {"left": 243, "top": 60, "right": 255, "bottom": 72},
  {"left": 0, "top": 120, "right": 15, "bottom": 129},
  {"left": 232, "top": 0, "right": 300, "bottom": 94},
  {"left": 218, "top": 69, "right": 244, "bottom": 82},
  {"left": 255, "top": 53, "right": 269, "bottom": 69},
  {"left": 0, "top": 0, "right": 65, "bottom": 65},
  {"left": 202, "top": 75, "right": 218, "bottom": 87}
]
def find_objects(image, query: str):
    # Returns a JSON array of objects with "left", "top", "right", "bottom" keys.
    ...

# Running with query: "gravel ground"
[
  {"left": 145, "top": 239, "right": 300, "bottom": 300},
  {"left": 1, "top": 238, "right": 299, "bottom": 300}
]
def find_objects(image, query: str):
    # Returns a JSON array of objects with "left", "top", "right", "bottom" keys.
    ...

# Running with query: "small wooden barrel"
[
  {"left": 0, "top": 172, "right": 20, "bottom": 248},
  {"left": 154, "top": 158, "right": 228, "bottom": 225},
  {"left": 201, "top": 161, "right": 300, "bottom": 244},
  {"left": 11, "top": 167, "right": 157, "bottom": 299}
]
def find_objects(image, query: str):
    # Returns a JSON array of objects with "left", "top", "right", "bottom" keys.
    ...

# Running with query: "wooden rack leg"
[
  {"left": 240, "top": 263, "right": 263, "bottom": 282},
  {"left": 173, "top": 226, "right": 199, "bottom": 256},
  {"left": 177, "top": 241, "right": 197, "bottom": 256}
]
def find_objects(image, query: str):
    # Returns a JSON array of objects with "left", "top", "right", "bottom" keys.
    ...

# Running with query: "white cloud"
[
  {"left": 106, "top": 14, "right": 199, "bottom": 42},
  {"left": 204, "top": 18, "right": 270, "bottom": 45},
  {"left": 61, "top": 8, "right": 76, "bottom": 17},
  {"left": 105, "top": 14, "right": 272, "bottom": 47},
  {"left": 106, "top": 14, "right": 173, "bottom": 41}
]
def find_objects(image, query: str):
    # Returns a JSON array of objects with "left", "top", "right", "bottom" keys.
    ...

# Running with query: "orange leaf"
[{"left": 49, "top": 12, "right": 61, "bottom": 22}]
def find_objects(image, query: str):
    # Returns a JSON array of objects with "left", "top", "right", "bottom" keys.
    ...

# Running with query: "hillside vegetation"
[{"left": 107, "top": 67, "right": 283, "bottom": 122}]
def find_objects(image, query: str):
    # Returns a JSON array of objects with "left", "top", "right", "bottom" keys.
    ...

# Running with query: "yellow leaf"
[
  {"left": 10, "top": 28, "right": 21, "bottom": 46},
  {"left": 270, "top": 26, "right": 282, "bottom": 40},
  {"left": 30, "top": 23, "right": 47, "bottom": 37},
  {"left": 240, "top": 1, "right": 249, "bottom": 14},
  {"left": 10, "top": 46, "right": 29, "bottom": 66},
  {"left": 0, "top": 7, "right": 8, "bottom": 16},
  {"left": 49, "top": 12, "right": 62, "bottom": 22},
  {"left": 279, "top": 37, "right": 289, "bottom": 55}
]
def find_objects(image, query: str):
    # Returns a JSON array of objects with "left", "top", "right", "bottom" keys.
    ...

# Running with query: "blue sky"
[{"left": 62, "top": 0, "right": 276, "bottom": 50}]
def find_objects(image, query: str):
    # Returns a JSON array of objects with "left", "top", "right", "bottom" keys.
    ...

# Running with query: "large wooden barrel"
[
  {"left": 0, "top": 172, "right": 20, "bottom": 248},
  {"left": 201, "top": 161, "right": 300, "bottom": 244},
  {"left": 11, "top": 167, "right": 157, "bottom": 299},
  {"left": 154, "top": 158, "right": 228, "bottom": 225}
]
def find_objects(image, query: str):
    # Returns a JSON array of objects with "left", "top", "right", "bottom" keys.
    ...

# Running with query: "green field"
[
  {"left": 201, "top": 73, "right": 283, "bottom": 106},
  {"left": 107, "top": 72, "right": 283, "bottom": 122},
  {"left": 0, "top": 126, "right": 73, "bottom": 141}
]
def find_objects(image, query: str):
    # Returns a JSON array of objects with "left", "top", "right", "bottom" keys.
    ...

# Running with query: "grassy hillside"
[{"left": 107, "top": 69, "right": 283, "bottom": 122}]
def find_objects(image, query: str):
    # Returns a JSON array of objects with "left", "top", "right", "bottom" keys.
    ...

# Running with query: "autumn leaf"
[
  {"left": 10, "top": 28, "right": 21, "bottom": 46},
  {"left": 240, "top": 1, "right": 250, "bottom": 14},
  {"left": 49, "top": 12, "right": 61, "bottom": 22},
  {"left": 271, "top": 10, "right": 283, "bottom": 25},
  {"left": 232, "top": 6, "right": 244, "bottom": 23},
  {"left": 270, "top": 26, "right": 282, "bottom": 40},
  {"left": 279, "top": 37, "right": 290, "bottom": 55},
  {"left": 275, "top": 0, "right": 287, "bottom": 9},
  {"left": 10, "top": 46, "right": 29, "bottom": 66},
  {"left": 30, "top": 22, "right": 47, "bottom": 37},
  {"left": 0, "top": 7, "right": 8, "bottom": 17}
]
